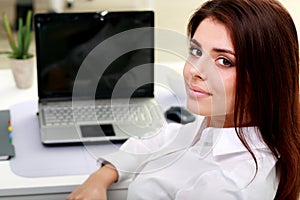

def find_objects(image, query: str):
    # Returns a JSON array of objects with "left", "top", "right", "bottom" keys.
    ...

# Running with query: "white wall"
[{"left": 279, "top": 0, "right": 300, "bottom": 37}]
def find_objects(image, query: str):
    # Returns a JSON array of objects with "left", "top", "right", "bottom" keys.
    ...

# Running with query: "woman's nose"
[{"left": 188, "top": 60, "right": 207, "bottom": 81}]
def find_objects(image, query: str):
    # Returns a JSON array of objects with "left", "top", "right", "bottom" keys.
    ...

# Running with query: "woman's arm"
[
  {"left": 67, "top": 121, "right": 194, "bottom": 200},
  {"left": 99, "top": 123, "right": 184, "bottom": 182},
  {"left": 66, "top": 164, "right": 118, "bottom": 200}
]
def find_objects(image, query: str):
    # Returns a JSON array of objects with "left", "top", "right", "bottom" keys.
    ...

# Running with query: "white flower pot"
[{"left": 10, "top": 57, "right": 34, "bottom": 89}]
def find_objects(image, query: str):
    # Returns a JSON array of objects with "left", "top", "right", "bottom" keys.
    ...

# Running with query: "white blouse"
[{"left": 100, "top": 118, "right": 278, "bottom": 200}]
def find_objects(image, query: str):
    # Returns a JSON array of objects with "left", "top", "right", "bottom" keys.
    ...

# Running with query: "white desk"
[{"left": 0, "top": 62, "right": 186, "bottom": 199}]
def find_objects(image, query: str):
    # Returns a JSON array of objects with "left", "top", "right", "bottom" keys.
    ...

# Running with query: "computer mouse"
[{"left": 165, "top": 106, "right": 196, "bottom": 124}]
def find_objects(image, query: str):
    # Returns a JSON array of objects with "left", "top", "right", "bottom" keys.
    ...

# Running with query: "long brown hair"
[{"left": 188, "top": 0, "right": 300, "bottom": 199}]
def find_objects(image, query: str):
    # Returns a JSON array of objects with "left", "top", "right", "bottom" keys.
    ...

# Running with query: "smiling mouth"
[{"left": 187, "top": 85, "right": 212, "bottom": 98}]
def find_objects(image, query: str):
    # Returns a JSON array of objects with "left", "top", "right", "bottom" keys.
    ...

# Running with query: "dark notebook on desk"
[
  {"left": 0, "top": 110, "right": 15, "bottom": 160},
  {"left": 34, "top": 11, "right": 166, "bottom": 145}
]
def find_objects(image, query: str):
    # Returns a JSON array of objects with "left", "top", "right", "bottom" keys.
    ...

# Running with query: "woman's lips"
[{"left": 187, "top": 84, "right": 212, "bottom": 98}]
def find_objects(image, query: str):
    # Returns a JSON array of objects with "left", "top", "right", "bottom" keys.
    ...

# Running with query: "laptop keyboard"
[{"left": 42, "top": 103, "right": 160, "bottom": 126}]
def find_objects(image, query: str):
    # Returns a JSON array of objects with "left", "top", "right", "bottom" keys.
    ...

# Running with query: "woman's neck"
[{"left": 206, "top": 114, "right": 235, "bottom": 128}]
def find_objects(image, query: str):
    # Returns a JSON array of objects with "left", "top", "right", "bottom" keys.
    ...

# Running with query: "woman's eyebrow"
[
  {"left": 190, "top": 39, "right": 201, "bottom": 47},
  {"left": 191, "top": 38, "right": 235, "bottom": 56},
  {"left": 212, "top": 48, "right": 236, "bottom": 56}
]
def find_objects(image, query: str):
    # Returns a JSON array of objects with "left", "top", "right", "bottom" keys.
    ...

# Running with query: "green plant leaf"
[
  {"left": 2, "top": 13, "right": 18, "bottom": 53},
  {"left": 23, "top": 11, "right": 32, "bottom": 56},
  {"left": 2, "top": 10, "right": 33, "bottom": 60},
  {"left": 0, "top": 51, "right": 11, "bottom": 55},
  {"left": 17, "top": 18, "right": 23, "bottom": 57}
]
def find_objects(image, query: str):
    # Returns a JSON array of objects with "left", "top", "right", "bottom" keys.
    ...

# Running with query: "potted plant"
[{"left": 1, "top": 10, "right": 34, "bottom": 89}]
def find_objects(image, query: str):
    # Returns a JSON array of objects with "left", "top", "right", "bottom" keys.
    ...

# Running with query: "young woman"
[{"left": 67, "top": 0, "right": 300, "bottom": 199}]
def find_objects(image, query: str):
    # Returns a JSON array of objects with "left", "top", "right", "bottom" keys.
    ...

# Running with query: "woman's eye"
[
  {"left": 189, "top": 47, "right": 202, "bottom": 57},
  {"left": 216, "top": 57, "right": 234, "bottom": 67}
]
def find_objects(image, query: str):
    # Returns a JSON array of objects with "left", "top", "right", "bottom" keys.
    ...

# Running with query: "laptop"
[{"left": 34, "top": 11, "right": 166, "bottom": 145}]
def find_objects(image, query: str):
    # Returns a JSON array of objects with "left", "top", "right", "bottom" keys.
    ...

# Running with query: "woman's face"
[{"left": 183, "top": 17, "right": 236, "bottom": 126}]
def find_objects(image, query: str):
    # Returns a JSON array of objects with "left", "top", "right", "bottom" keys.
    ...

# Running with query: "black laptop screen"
[{"left": 34, "top": 11, "right": 154, "bottom": 101}]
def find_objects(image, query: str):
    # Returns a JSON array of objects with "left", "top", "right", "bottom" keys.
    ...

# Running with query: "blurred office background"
[{"left": 0, "top": 0, "right": 299, "bottom": 68}]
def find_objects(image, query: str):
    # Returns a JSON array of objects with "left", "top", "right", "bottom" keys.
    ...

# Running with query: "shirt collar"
[{"left": 199, "top": 126, "right": 269, "bottom": 156}]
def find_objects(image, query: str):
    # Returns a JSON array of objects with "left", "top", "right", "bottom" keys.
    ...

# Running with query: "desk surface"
[
  {"left": 0, "top": 62, "right": 186, "bottom": 198},
  {"left": 0, "top": 68, "right": 91, "bottom": 197}
]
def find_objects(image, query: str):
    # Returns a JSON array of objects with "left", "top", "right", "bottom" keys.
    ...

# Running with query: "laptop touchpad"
[{"left": 80, "top": 124, "right": 115, "bottom": 137}]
